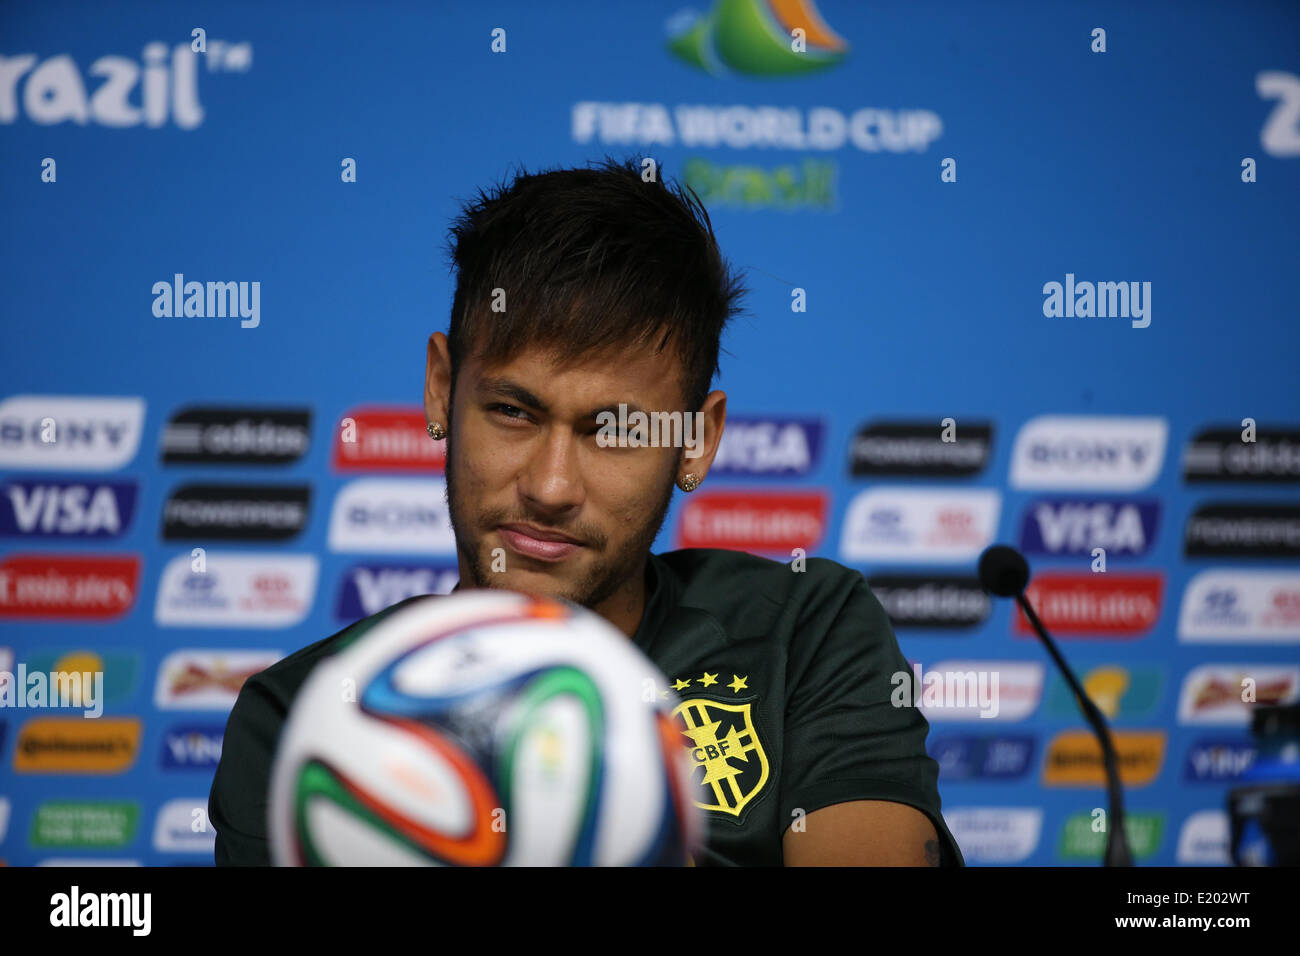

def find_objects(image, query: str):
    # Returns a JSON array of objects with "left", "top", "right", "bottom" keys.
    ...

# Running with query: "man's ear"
[
  {"left": 424, "top": 332, "right": 453, "bottom": 428},
  {"left": 678, "top": 390, "right": 726, "bottom": 485}
]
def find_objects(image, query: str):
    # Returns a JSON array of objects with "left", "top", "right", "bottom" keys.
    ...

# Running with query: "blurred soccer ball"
[{"left": 269, "top": 590, "right": 702, "bottom": 865}]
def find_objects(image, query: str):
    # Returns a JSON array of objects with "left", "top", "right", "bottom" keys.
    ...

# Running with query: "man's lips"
[{"left": 497, "top": 524, "right": 585, "bottom": 562}]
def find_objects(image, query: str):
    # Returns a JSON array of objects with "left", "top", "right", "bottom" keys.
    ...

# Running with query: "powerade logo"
[
  {"left": 161, "top": 483, "right": 310, "bottom": 541},
  {"left": 849, "top": 421, "right": 993, "bottom": 478},
  {"left": 336, "top": 563, "right": 459, "bottom": 619},
  {"left": 1018, "top": 498, "right": 1159, "bottom": 559},
  {"left": 0, "top": 480, "right": 137, "bottom": 539},
  {"left": 1183, "top": 502, "right": 1300, "bottom": 558},
  {"left": 160, "top": 726, "right": 225, "bottom": 769},
  {"left": 667, "top": 0, "right": 847, "bottom": 76},
  {"left": 929, "top": 735, "right": 1035, "bottom": 781},
  {"left": 709, "top": 417, "right": 822, "bottom": 477}
]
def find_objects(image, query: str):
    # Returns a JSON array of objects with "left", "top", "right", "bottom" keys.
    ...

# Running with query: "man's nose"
[{"left": 518, "top": 426, "right": 585, "bottom": 514}]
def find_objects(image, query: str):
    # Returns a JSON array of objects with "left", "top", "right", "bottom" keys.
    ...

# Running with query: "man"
[{"left": 209, "top": 157, "right": 963, "bottom": 867}]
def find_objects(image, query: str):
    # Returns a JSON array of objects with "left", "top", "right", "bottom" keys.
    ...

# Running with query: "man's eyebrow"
[
  {"left": 478, "top": 378, "right": 548, "bottom": 413},
  {"left": 477, "top": 378, "right": 647, "bottom": 420}
]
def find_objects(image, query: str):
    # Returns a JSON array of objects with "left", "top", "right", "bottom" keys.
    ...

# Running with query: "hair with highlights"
[{"left": 444, "top": 156, "right": 747, "bottom": 412}]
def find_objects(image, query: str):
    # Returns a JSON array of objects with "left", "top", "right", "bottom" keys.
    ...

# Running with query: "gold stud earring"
[
  {"left": 427, "top": 422, "right": 446, "bottom": 441},
  {"left": 678, "top": 473, "right": 701, "bottom": 492}
]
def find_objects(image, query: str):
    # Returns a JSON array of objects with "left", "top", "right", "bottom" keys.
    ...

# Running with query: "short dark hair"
[{"left": 443, "top": 156, "right": 747, "bottom": 412}]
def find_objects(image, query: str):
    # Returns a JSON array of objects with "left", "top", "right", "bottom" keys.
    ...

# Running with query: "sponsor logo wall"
[{"left": 1, "top": 1, "right": 1297, "bottom": 865}]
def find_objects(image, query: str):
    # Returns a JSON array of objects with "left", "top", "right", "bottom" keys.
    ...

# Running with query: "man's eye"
[{"left": 489, "top": 404, "right": 528, "bottom": 420}]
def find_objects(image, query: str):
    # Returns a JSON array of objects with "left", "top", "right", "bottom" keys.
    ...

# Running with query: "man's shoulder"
[{"left": 245, "top": 592, "right": 435, "bottom": 705}]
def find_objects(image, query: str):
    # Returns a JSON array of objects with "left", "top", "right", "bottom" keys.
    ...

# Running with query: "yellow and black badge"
[{"left": 669, "top": 672, "right": 770, "bottom": 817}]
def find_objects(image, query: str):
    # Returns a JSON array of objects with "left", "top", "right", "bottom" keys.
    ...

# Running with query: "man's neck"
[
  {"left": 591, "top": 557, "right": 650, "bottom": 639},
  {"left": 451, "top": 556, "right": 651, "bottom": 640}
]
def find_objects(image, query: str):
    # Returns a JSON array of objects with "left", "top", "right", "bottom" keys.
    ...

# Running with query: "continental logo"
[
  {"left": 1042, "top": 730, "right": 1165, "bottom": 787},
  {"left": 671, "top": 684, "right": 769, "bottom": 818},
  {"left": 667, "top": 0, "right": 848, "bottom": 76},
  {"left": 14, "top": 717, "right": 141, "bottom": 773}
]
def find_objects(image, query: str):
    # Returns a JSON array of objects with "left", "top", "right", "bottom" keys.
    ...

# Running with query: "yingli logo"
[
  {"left": 1015, "top": 572, "right": 1163, "bottom": 637},
  {"left": 677, "top": 490, "right": 826, "bottom": 553}
]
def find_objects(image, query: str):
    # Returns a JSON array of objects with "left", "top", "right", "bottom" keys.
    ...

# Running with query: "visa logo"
[
  {"left": 1019, "top": 498, "right": 1158, "bottom": 557},
  {"left": 1184, "top": 740, "right": 1256, "bottom": 782},
  {"left": 710, "top": 418, "right": 822, "bottom": 477},
  {"left": 0, "top": 480, "right": 136, "bottom": 538},
  {"left": 161, "top": 728, "right": 224, "bottom": 768},
  {"left": 336, "top": 564, "right": 458, "bottom": 619}
]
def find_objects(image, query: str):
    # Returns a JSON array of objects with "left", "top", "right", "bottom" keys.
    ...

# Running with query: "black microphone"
[{"left": 977, "top": 544, "right": 1134, "bottom": 867}]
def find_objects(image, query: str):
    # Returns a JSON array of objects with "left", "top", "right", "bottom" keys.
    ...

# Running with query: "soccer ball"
[{"left": 268, "top": 589, "right": 703, "bottom": 865}]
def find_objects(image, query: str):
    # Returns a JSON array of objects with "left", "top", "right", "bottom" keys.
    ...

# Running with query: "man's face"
[{"left": 442, "top": 342, "right": 685, "bottom": 615}]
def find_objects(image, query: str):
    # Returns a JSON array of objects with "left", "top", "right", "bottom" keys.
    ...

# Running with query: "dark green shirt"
[{"left": 209, "top": 548, "right": 964, "bottom": 866}]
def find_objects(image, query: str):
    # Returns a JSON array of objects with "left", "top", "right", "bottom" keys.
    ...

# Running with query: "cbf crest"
[{"left": 670, "top": 683, "right": 770, "bottom": 817}]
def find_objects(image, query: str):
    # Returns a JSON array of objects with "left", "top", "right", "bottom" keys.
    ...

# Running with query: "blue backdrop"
[{"left": 1, "top": 0, "right": 1298, "bottom": 865}]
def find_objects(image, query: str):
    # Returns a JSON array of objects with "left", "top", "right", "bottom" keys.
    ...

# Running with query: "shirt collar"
[{"left": 448, "top": 552, "right": 678, "bottom": 653}]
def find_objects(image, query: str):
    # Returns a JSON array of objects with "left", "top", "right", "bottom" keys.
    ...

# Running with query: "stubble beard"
[{"left": 444, "top": 425, "right": 676, "bottom": 611}]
